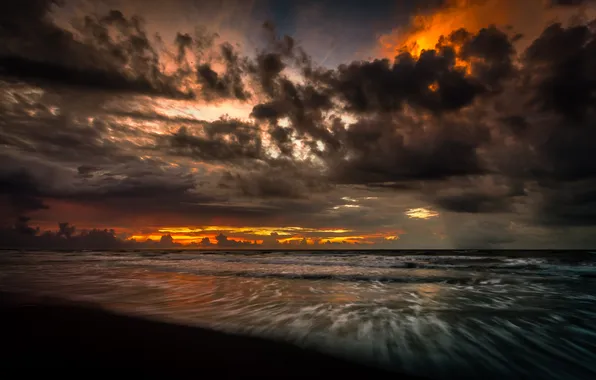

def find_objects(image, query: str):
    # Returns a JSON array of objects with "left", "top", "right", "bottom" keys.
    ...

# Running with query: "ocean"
[{"left": 1, "top": 250, "right": 596, "bottom": 379}]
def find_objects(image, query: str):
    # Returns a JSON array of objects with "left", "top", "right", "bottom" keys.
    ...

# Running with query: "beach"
[{"left": 0, "top": 291, "right": 414, "bottom": 377}]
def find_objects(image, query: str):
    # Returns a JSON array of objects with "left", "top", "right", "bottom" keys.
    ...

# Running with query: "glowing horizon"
[{"left": 129, "top": 225, "right": 404, "bottom": 246}]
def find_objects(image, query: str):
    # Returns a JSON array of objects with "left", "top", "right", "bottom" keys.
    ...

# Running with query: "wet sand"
[{"left": 0, "top": 292, "right": 421, "bottom": 378}]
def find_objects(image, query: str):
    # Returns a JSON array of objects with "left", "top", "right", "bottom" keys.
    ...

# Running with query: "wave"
[
  {"left": 138, "top": 254, "right": 596, "bottom": 273},
  {"left": 6, "top": 251, "right": 596, "bottom": 282},
  {"left": 128, "top": 263, "right": 591, "bottom": 286}
]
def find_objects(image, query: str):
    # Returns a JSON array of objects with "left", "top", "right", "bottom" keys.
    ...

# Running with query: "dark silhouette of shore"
[{"left": 0, "top": 292, "right": 421, "bottom": 378}]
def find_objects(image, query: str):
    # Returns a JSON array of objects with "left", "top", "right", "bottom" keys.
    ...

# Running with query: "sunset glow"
[
  {"left": 130, "top": 226, "right": 403, "bottom": 246},
  {"left": 156, "top": 226, "right": 353, "bottom": 236},
  {"left": 379, "top": 0, "right": 512, "bottom": 60},
  {"left": 405, "top": 208, "right": 440, "bottom": 220}
]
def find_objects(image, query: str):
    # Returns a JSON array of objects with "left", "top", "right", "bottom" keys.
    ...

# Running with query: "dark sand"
[{"left": 0, "top": 292, "right": 421, "bottom": 377}]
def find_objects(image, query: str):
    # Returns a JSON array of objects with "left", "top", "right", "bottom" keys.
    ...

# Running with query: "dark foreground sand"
[{"left": 0, "top": 292, "right": 421, "bottom": 378}]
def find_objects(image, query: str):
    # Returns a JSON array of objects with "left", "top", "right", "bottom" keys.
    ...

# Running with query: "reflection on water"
[{"left": 1, "top": 251, "right": 596, "bottom": 380}]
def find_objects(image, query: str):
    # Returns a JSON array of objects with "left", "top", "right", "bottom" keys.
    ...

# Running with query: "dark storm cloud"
[
  {"left": 324, "top": 51, "right": 481, "bottom": 114},
  {"left": 434, "top": 192, "right": 512, "bottom": 213},
  {"left": 0, "top": 75, "right": 320, "bottom": 235},
  {"left": 66, "top": 167, "right": 199, "bottom": 202},
  {"left": 260, "top": 22, "right": 304, "bottom": 62},
  {"left": 533, "top": 127, "right": 596, "bottom": 182},
  {"left": 246, "top": 25, "right": 339, "bottom": 153},
  {"left": 312, "top": 25, "right": 515, "bottom": 116},
  {"left": 251, "top": 52, "right": 286, "bottom": 97},
  {"left": 214, "top": 233, "right": 256, "bottom": 247},
  {"left": 174, "top": 33, "right": 194, "bottom": 64},
  {"left": 0, "top": 147, "right": 203, "bottom": 213},
  {"left": 302, "top": 19, "right": 596, "bottom": 229},
  {"left": 0, "top": 111, "right": 128, "bottom": 165},
  {"left": 251, "top": 102, "right": 283, "bottom": 120},
  {"left": 493, "top": 21, "right": 596, "bottom": 226},
  {"left": 0, "top": 148, "right": 69, "bottom": 224},
  {"left": 0, "top": 90, "right": 213, "bottom": 226},
  {"left": 0, "top": 169, "right": 48, "bottom": 223},
  {"left": 159, "top": 118, "right": 263, "bottom": 162},
  {"left": 454, "top": 26, "right": 517, "bottom": 89},
  {"left": 0, "top": 56, "right": 191, "bottom": 99},
  {"left": 257, "top": 80, "right": 337, "bottom": 152},
  {"left": 327, "top": 115, "right": 488, "bottom": 185},
  {"left": 196, "top": 44, "right": 250, "bottom": 101},
  {"left": 289, "top": 17, "right": 596, "bottom": 230},
  {"left": 0, "top": 1, "right": 192, "bottom": 99},
  {"left": 523, "top": 22, "right": 596, "bottom": 121},
  {"left": 0, "top": 217, "right": 126, "bottom": 249},
  {"left": 106, "top": 110, "right": 211, "bottom": 126},
  {"left": 221, "top": 170, "right": 306, "bottom": 199},
  {"left": 500, "top": 115, "right": 530, "bottom": 136},
  {"left": 195, "top": 22, "right": 302, "bottom": 102},
  {"left": 1, "top": 221, "right": 260, "bottom": 249},
  {"left": 0, "top": 150, "right": 294, "bottom": 236},
  {"left": 421, "top": 177, "right": 527, "bottom": 215},
  {"left": 268, "top": 125, "right": 294, "bottom": 156},
  {"left": 449, "top": 220, "right": 516, "bottom": 249},
  {"left": 220, "top": 161, "right": 331, "bottom": 199},
  {"left": 249, "top": 51, "right": 339, "bottom": 155},
  {"left": 331, "top": 27, "right": 514, "bottom": 113},
  {"left": 537, "top": 182, "right": 596, "bottom": 226}
]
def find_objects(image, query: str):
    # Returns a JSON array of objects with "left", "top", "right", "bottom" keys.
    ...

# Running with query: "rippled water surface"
[{"left": 2, "top": 250, "right": 596, "bottom": 379}]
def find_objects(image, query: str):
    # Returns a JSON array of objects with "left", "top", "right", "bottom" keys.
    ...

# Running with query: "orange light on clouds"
[
  {"left": 129, "top": 225, "right": 362, "bottom": 245},
  {"left": 277, "top": 237, "right": 315, "bottom": 245},
  {"left": 405, "top": 208, "right": 439, "bottom": 220},
  {"left": 379, "top": 0, "right": 513, "bottom": 60},
  {"left": 157, "top": 226, "right": 353, "bottom": 236},
  {"left": 130, "top": 233, "right": 217, "bottom": 244},
  {"left": 322, "top": 236, "right": 372, "bottom": 244},
  {"left": 379, "top": 0, "right": 596, "bottom": 68},
  {"left": 128, "top": 226, "right": 406, "bottom": 246},
  {"left": 278, "top": 231, "right": 405, "bottom": 245},
  {"left": 278, "top": 236, "right": 373, "bottom": 245}
]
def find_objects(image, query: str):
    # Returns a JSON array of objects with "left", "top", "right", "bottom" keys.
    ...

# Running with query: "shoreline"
[{"left": 0, "top": 291, "right": 421, "bottom": 378}]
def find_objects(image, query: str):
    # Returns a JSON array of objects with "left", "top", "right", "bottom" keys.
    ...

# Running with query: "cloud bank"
[{"left": 3, "top": 0, "right": 596, "bottom": 249}]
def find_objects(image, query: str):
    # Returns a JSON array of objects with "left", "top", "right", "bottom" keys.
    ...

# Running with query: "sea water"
[{"left": 1, "top": 250, "right": 596, "bottom": 379}]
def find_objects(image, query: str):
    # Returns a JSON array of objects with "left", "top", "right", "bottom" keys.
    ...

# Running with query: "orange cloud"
[
  {"left": 130, "top": 233, "right": 217, "bottom": 244},
  {"left": 379, "top": 0, "right": 511, "bottom": 59},
  {"left": 405, "top": 207, "right": 440, "bottom": 220},
  {"left": 278, "top": 230, "right": 405, "bottom": 245},
  {"left": 157, "top": 226, "right": 353, "bottom": 235},
  {"left": 129, "top": 226, "right": 405, "bottom": 246},
  {"left": 378, "top": 0, "right": 595, "bottom": 64}
]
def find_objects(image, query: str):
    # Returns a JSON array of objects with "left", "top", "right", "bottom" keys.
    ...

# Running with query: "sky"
[{"left": 2, "top": 0, "right": 596, "bottom": 249}]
